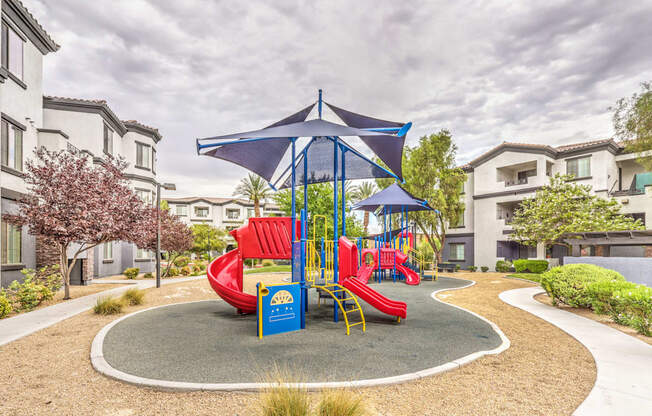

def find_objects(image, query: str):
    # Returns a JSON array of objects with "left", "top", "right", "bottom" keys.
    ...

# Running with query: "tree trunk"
[
  {"left": 363, "top": 212, "right": 369, "bottom": 235},
  {"left": 254, "top": 199, "right": 260, "bottom": 218},
  {"left": 59, "top": 244, "right": 71, "bottom": 300}
]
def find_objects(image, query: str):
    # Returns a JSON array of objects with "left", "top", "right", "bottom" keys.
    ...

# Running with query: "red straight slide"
[{"left": 341, "top": 277, "right": 407, "bottom": 319}]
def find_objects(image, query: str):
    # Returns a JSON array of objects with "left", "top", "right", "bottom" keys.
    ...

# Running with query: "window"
[
  {"left": 449, "top": 243, "right": 465, "bottom": 261},
  {"left": 152, "top": 148, "right": 157, "bottom": 174},
  {"left": 103, "top": 242, "right": 113, "bottom": 260},
  {"left": 1, "top": 119, "right": 23, "bottom": 171},
  {"left": 135, "top": 189, "right": 152, "bottom": 205},
  {"left": 136, "top": 248, "right": 151, "bottom": 259},
  {"left": 226, "top": 208, "right": 240, "bottom": 219},
  {"left": 175, "top": 204, "right": 188, "bottom": 216},
  {"left": 567, "top": 156, "right": 590, "bottom": 178},
  {"left": 1, "top": 221, "right": 21, "bottom": 264},
  {"left": 136, "top": 142, "right": 151, "bottom": 169},
  {"left": 247, "top": 208, "right": 255, "bottom": 218},
  {"left": 103, "top": 124, "right": 113, "bottom": 155},
  {"left": 451, "top": 207, "right": 465, "bottom": 227},
  {"left": 195, "top": 207, "right": 209, "bottom": 218},
  {"left": 1, "top": 22, "right": 24, "bottom": 79}
]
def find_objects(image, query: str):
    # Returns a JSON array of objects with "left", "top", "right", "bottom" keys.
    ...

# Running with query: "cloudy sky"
[{"left": 27, "top": 0, "right": 652, "bottom": 199}]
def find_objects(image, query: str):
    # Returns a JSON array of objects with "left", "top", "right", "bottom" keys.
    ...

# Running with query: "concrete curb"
[{"left": 90, "top": 279, "right": 510, "bottom": 391}]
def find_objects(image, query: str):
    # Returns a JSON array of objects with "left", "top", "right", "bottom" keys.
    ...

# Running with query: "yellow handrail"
[{"left": 313, "top": 283, "right": 366, "bottom": 335}]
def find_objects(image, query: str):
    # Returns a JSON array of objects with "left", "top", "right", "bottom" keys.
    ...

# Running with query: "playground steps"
[{"left": 313, "top": 283, "right": 366, "bottom": 336}]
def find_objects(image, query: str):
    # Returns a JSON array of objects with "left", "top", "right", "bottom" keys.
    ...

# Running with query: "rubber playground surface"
[{"left": 101, "top": 277, "right": 502, "bottom": 384}]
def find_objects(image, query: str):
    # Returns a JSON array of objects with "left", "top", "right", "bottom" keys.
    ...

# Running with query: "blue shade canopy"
[
  {"left": 327, "top": 102, "right": 406, "bottom": 180},
  {"left": 200, "top": 105, "right": 314, "bottom": 181},
  {"left": 273, "top": 136, "right": 396, "bottom": 189},
  {"left": 351, "top": 183, "right": 433, "bottom": 212}
]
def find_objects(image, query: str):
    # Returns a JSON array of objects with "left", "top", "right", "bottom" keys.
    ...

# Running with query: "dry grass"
[
  {"left": 0, "top": 273, "right": 596, "bottom": 416},
  {"left": 535, "top": 292, "right": 652, "bottom": 346},
  {"left": 93, "top": 296, "right": 124, "bottom": 315},
  {"left": 121, "top": 288, "right": 145, "bottom": 306}
]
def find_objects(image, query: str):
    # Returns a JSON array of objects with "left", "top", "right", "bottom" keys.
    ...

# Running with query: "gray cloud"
[{"left": 27, "top": 0, "right": 652, "bottom": 197}]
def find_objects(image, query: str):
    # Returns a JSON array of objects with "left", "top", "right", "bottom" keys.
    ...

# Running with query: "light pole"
[{"left": 156, "top": 182, "right": 176, "bottom": 288}]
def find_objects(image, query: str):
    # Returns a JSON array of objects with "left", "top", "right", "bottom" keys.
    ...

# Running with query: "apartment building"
[
  {"left": 443, "top": 139, "right": 652, "bottom": 270},
  {"left": 164, "top": 197, "right": 282, "bottom": 252},
  {"left": 0, "top": 1, "right": 161, "bottom": 286}
]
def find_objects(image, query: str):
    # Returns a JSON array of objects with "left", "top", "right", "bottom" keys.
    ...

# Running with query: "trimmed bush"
[
  {"left": 540, "top": 264, "right": 625, "bottom": 307},
  {"left": 495, "top": 260, "right": 512, "bottom": 273},
  {"left": 585, "top": 279, "right": 637, "bottom": 315},
  {"left": 0, "top": 293, "right": 12, "bottom": 318},
  {"left": 454, "top": 264, "right": 461, "bottom": 272},
  {"left": 123, "top": 267, "right": 139, "bottom": 279},
  {"left": 122, "top": 288, "right": 145, "bottom": 306},
  {"left": 513, "top": 259, "right": 549, "bottom": 273},
  {"left": 143, "top": 272, "right": 154, "bottom": 279},
  {"left": 262, "top": 259, "right": 275, "bottom": 267},
  {"left": 173, "top": 256, "right": 190, "bottom": 267},
  {"left": 94, "top": 297, "right": 123, "bottom": 315},
  {"left": 614, "top": 285, "right": 652, "bottom": 336},
  {"left": 468, "top": 266, "right": 478, "bottom": 272},
  {"left": 180, "top": 266, "right": 191, "bottom": 276},
  {"left": 6, "top": 278, "right": 54, "bottom": 311},
  {"left": 198, "top": 262, "right": 207, "bottom": 271},
  {"left": 481, "top": 266, "right": 489, "bottom": 273},
  {"left": 317, "top": 390, "right": 365, "bottom": 416},
  {"left": 167, "top": 267, "right": 179, "bottom": 277}
]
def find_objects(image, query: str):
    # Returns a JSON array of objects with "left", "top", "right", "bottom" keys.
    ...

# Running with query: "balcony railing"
[{"left": 505, "top": 177, "right": 528, "bottom": 187}]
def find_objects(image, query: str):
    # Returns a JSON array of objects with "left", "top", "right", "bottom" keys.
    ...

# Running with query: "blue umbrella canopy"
[{"left": 351, "top": 183, "right": 433, "bottom": 212}]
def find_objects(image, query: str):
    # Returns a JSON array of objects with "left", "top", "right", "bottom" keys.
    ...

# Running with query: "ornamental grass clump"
[
  {"left": 121, "top": 288, "right": 145, "bottom": 306},
  {"left": 259, "top": 368, "right": 310, "bottom": 416},
  {"left": 316, "top": 390, "right": 366, "bottom": 416},
  {"left": 540, "top": 264, "right": 625, "bottom": 307},
  {"left": 94, "top": 296, "right": 124, "bottom": 315}
]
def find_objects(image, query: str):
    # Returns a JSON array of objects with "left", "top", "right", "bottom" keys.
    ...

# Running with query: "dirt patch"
[
  {"left": 0, "top": 273, "right": 595, "bottom": 416},
  {"left": 535, "top": 292, "right": 652, "bottom": 346}
]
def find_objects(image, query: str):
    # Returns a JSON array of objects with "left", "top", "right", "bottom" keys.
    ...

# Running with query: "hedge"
[
  {"left": 513, "top": 259, "right": 548, "bottom": 273},
  {"left": 495, "top": 260, "right": 512, "bottom": 273},
  {"left": 541, "top": 264, "right": 625, "bottom": 308}
]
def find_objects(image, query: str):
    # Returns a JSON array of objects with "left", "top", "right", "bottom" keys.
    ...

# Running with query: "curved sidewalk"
[
  {"left": 0, "top": 275, "right": 206, "bottom": 348},
  {"left": 500, "top": 286, "right": 652, "bottom": 416}
]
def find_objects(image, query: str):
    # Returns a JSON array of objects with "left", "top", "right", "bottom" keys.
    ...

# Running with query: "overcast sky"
[{"left": 28, "top": 0, "right": 652, "bottom": 199}]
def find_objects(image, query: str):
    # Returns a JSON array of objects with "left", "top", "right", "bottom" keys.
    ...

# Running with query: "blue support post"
[
  {"left": 291, "top": 138, "right": 296, "bottom": 243},
  {"left": 303, "top": 147, "right": 309, "bottom": 217},
  {"left": 341, "top": 147, "right": 346, "bottom": 236},
  {"left": 300, "top": 208, "right": 308, "bottom": 323},
  {"left": 318, "top": 89, "right": 323, "bottom": 119},
  {"left": 332, "top": 136, "right": 339, "bottom": 322}
]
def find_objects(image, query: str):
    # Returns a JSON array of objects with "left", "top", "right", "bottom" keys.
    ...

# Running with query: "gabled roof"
[
  {"left": 461, "top": 138, "right": 625, "bottom": 172},
  {"left": 3, "top": 0, "right": 59, "bottom": 54}
]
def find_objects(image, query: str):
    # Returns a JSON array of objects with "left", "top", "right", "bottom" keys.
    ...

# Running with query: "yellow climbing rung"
[{"left": 312, "top": 283, "right": 366, "bottom": 336}]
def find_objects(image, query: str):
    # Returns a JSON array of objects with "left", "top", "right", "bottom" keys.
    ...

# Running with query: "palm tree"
[
  {"left": 350, "top": 182, "right": 377, "bottom": 235},
  {"left": 234, "top": 173, "right": 270, "bottom": 217}
]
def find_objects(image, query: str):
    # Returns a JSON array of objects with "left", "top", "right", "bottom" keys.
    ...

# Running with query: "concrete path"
[
  {"left": 0, "top": 275, "right": 206, "bottom": 348},
  {"left": 500, "top": 286, "right": 652, "bottom": 416}
]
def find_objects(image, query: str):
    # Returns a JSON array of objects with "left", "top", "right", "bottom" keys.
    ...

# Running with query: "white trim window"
[
  {"left": 194, "top": 206, "right": 209, "bottom": 218},
  {"left": 103, "top": 124, "right": 113, "bottom": 155},
  {"left": 136, "top": 142, "right": 151, "bottom": 169},
  {"left": 135, "top": 189, "right": 152, "bottom": 206},
  {"left": 136, "top": 248, "right": 151, "bottom": 259},
  {"left": 226, "top": 208, "right": 240, "bottom": 219},
  {"left": 175, "top": 204, "right": 188, "bottom": 216},
  {"left": 1, "top": 222, "right": 21, "bottom": 264},
  {"left": 247, "top": 208, "right": 255, "bottom": 218},
  {"left": 1, "top": 118, "right": 23, "bottom": 171},
  {"left": 1, "top": 21, "right": 24, "bottom": 79},
  {"left": 103, "top": 242, "right": 113, "bottom": 260},
  {"left": 449, "top": 243, "right": 465, "bottom": 261},
  {"left": 567, "top": 156, "right": 590, "bottom": 178}
]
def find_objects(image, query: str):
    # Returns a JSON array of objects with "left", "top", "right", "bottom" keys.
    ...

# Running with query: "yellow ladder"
[{"left": 313, "top": 283, "right": 366, "bottom": 335}]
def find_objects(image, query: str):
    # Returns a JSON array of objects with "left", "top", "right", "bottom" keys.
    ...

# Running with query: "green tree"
[
  {"left": 234, "top": 173, "right": 271, "bottom": 217},
  {"left": 510, "top": 174, "right": 644, "bottom": 249},
  {"left": 160, "top": 200, "right": 169, "bottom": 211},
  {"left": 191, "top": 224, "right": 227, "bottom": 260},
  {"left": 612, "top": 81, "right": 652, "bottom": 169},
  {"left": 349, "top": 181, "right": 377, "bottom": 235},
  {"left": 273, "top": 182, "right": 365, "bottom": 239},
  {"left": 375, "top": 130, "right": 466, "bottom": 262}
]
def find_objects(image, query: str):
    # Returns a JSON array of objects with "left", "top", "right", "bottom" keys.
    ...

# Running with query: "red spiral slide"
[{"left": 206, "top": 217, "right": 298, "bottom": 314}]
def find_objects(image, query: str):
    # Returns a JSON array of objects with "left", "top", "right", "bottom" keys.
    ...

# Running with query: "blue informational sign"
[
  {"left": 291, "top": 241, "right": 302, "bottom": 283},
  {"left": 257, "top": 283, "right": 302, "bottom": 338}
]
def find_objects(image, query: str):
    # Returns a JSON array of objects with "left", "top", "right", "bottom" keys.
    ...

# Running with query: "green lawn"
[
  {"left": 244, "top": 265, "right": 291, "bottom": 274},
  {"left": 506, "top": 273, "right": 543, "bottom": 283}
]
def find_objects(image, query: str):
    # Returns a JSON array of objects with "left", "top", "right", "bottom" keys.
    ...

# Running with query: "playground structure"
[{"left": 199, "top": 90, "right": 433, "bottom": 336}]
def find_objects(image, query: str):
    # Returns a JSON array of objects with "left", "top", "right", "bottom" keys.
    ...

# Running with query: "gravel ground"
[
  {"left": 0, "top": 272, "right": 596, "bottom": 415},
  {"left": 535, "top": 292, "right": 652, "bottom": 346}
]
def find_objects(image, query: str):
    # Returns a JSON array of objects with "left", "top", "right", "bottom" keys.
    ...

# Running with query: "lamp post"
[{"left": 156, "top": 182, "right": 176, "bottom": 288}]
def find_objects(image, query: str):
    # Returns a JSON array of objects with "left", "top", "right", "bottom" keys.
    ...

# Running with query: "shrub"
[
  {"left": 513, "top": 259, "right": 549, "bottom": 273},
  {"left": 167, "top": 267, "right": 179, "bottom": 277},
  {"left": 122, "top": 288, "right": 145, "bottom": 306},
  {"left": 495, "top": 260, "right": 512, "bottom": 273},
  {"left": 192, "top": 265, "right": 201, "bottom": 273},
  {"left": 468, "top": 266, "right": 478, "bottom": 272},
  {"left": 180, "top": 266, "right": 191, "bottom": 276},
  {"left": 143, "top": 272, "right": 154, "bottom": 279},
  {"left": 259, "top": 387, "right": 310, "bottom": 416},
  {"left": 262, "top": 259, "right": 275, "bottom": 267},
  {"left": 173, "top": 256, "right": 190, "bottom": 267},
  {"left": 198, "top": 262, "right": 207, "bottom": 271},
  {"left": 481, "top": 266, "right": 489, "bottom": 273},
  {"left": 94, "top": 297, "right": 123, "bottom": 315},
  {"left": 585, "top": 279, "right": 637, "bottom": 315},
  {"left": 317, "top": 390, "right": 365, "bottom": 416},
  {"left": 0, "top": 293, "right": 12, "bottom": 318},
  {"left": 123, "top": 267, "right": 139, "bottom": 279},
  {"left": 6, "top": 277, "right": 54, "bottom": 311},
  {"left": 614, "top": 285, "right": 652, "bottom": 336},
  {"left": 540, "top": 264, "right": 625, "bottom": 307}
]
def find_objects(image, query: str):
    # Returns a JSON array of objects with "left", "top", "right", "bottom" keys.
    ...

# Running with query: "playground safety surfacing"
[{"left": 98, "top": 277, "right": 503, "bottom": 387}]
